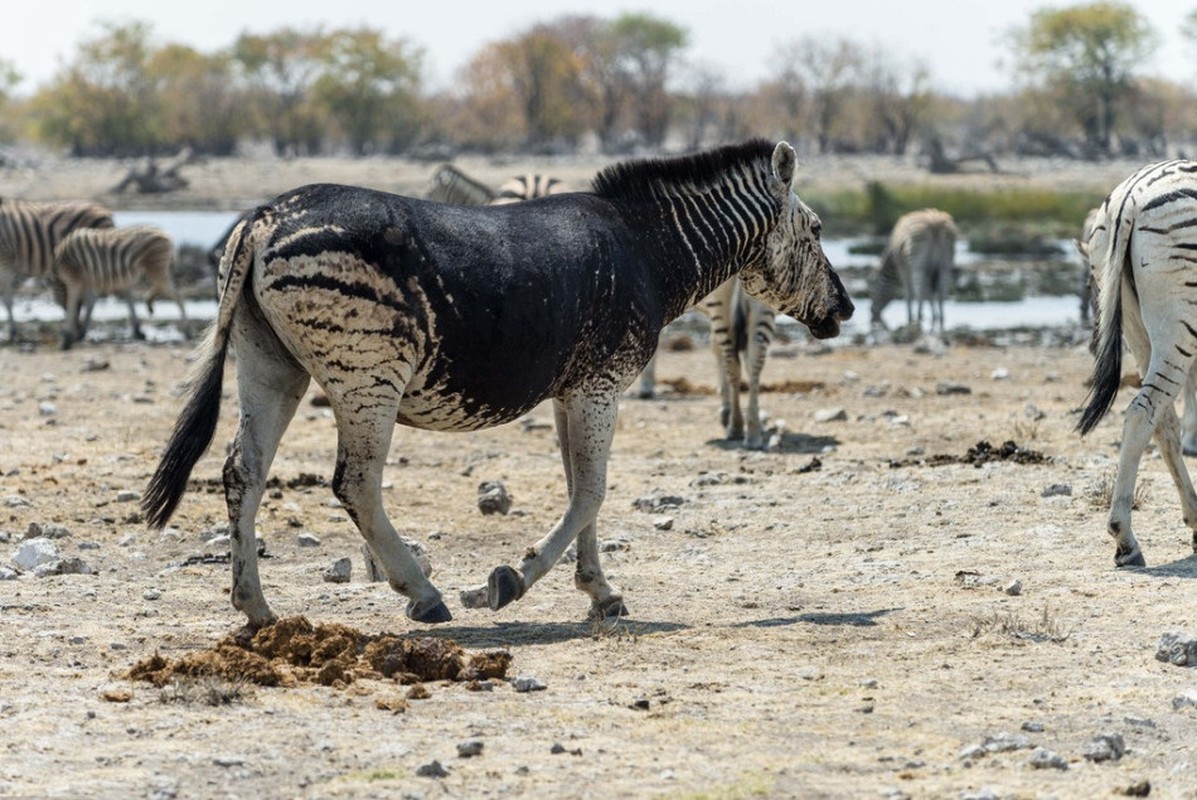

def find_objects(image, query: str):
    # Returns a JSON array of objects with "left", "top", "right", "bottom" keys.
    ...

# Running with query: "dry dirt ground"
[{"left": 4, "top": 328, "right": 1197, "bottom": 799}]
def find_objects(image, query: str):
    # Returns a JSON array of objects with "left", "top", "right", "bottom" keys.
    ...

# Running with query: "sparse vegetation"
[{"left": 969, "top": 606, "right": 1070, "bottom": 643}]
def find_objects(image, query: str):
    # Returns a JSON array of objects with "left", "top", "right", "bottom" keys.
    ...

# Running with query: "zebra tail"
[
  {"left": 1077, "top": 211, "right": 1129, "bottom": 436},
  {"left": 141, "top": 214, "right": 259, "bottom": 528}
]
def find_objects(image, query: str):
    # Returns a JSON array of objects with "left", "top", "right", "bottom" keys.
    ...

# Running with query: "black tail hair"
[{"left": 1077, "top": 287, "right": 1123, "bottom": 435}]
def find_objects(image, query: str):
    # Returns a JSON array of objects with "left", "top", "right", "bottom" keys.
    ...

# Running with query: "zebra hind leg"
[
  {"left": 1151, "top": 402, "right": 1197, "bottom": 555},
  {"left": 326, "top": 384, "right": 450, "bottom": 624},
  {"left": 1182, "top": 378, "right": 1197, "bottom": 456}
]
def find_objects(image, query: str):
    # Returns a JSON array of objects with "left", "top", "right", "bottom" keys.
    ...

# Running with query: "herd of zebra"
[
  {"left": 7, "top": 144, "right": 1197, "bottom": 625},
  {"left": 0, "top": 199, "right": 186, "bottom": 348}
]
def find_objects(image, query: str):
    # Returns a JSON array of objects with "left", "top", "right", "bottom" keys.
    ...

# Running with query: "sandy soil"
[
  {"left": 0, "top": 148, "right": 1153, "bottom": 211},
  {"left": 3, "top": 329, "right": 1197, "bottom": 798}
]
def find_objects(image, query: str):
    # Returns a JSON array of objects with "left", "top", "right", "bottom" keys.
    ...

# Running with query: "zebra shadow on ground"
[
  {"left": 705, "top": 431, "right": 840, "bottom": 454},
  {"left": 730, "top": 607, "right": 901, "bottom": 629},
  {"left": 1140, "top": 553, "right": 1197, "bottom": 579},
  {"left": 419, "top": 618, "right": 690, "bottom": 649}
]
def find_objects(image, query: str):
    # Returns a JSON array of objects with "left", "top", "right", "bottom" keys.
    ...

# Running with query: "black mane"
[{"left": 591, "top": 139, "right": 775, "bottom": 203}]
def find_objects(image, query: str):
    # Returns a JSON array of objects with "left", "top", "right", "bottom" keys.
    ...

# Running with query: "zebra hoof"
[
  {"left": 1114, "top": 547, "right": 1146, "bottom": 568},
  {"left": 487, "top": 565, "right": 525, "bottom": 611},
  {"left": 588, "top": 597, "right": 629, "bottom": 620},
  {"left": 408, "top": 598, "right": 453, "bottom": 624}
]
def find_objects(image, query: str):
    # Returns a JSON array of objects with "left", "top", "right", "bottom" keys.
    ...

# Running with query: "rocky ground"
[{"left": 3, "top": 326, "right": 1197, "bottom": 798}]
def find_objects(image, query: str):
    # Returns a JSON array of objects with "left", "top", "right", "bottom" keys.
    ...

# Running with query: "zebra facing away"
[
  {"left": 870, "top": 208, "right": 958, "bottom": 331},
  {"left": 142, "top": 139, "right": 854, "bottom": 628},
  {"left": 1078, "top": 159, "right": 1197, "bottom": 568},
  {"left": 55, "top": 225, "right": 187, "bottom": 348},
  {"left": 0, "top": 198, "right": 114, "bottom": 341},
  {"left": 637, "top": 278, "right": 776, "bottom": 449},
  {"left": 423, "top": 163, "right": 498, "bottom": 205}
]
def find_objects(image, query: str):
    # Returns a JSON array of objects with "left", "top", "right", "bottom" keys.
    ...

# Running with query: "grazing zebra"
[
  {"left": 637, "top": 278, "right": 776, "bottom": 449},
  {"left": 1078, "top": 159, "right": 1197, "bottom": 567},
  {"left": 870, "top": 208, "right": 958, "bottom": 331},
  {"left": 0, "top": 198, "right": 114, "bottom": 341},
  {"left": 142, "top": 139, "right": 854, "bottom": 628},
  {"left": 491, "top": 173, "right": 571, "bottom": 204},
  {"left": 54, "top": 225, "right": 186, "bottom": 348},
  {"left": 424, "top": 164, "right": 497, "bottom": 205}
]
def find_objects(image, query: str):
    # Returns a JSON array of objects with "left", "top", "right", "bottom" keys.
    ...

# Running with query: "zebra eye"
[{"left": 812, "top": 221, "right": 822, "bottom": 238}]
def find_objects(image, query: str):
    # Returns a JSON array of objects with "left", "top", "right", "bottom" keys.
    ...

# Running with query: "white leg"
[
  {"left": 223, "top": 330, "right": 311, "bottom": 627},
  {"left": 743, "top": 305, "right": 774, "bottom": 450},
  {"left": 461, "top": 391, "right": 619, "bottom": 615},
  {"left": 326, "top": 381, "right": 449, "bottom": 624},
  {"left": 1182, "top": 375, "right": 1197, "bottom": 456},
  {"left": 637, "top": 350, "right": 657, "bottom": 399}
]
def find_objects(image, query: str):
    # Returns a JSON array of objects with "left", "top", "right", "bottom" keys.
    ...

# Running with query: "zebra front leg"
[
  {"left": 60, "top": 284, "right": 84, "bottom": 350},
  {"left": 122, "top": 292, "right": 144, "bottom": 340},
  {"left": 461, "top": 393, "right": 619, "bottom": 615},
  {"left": 329, "top": 392, "right": 450, "bottom": 624}
]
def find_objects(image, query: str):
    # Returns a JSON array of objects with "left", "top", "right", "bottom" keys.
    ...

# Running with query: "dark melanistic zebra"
[
  {"left": 1078, "top": 159, "right": 1197, "bottom": 568},
  {"left": 142, "top": 139, "right": 854, "bottom": 628},
  {"left": 870, "top": 208, "right": 958, "bottom": 332},
  {"left": 637, "top": 278, "right": 776, "bottom": 449},
  {"left": 54, "top": 225, "right": 186, "bottom": 348},
  {"left": 424, "top": 164, "right": 497, "bottom": 205},
  {"left": 0, "top": 198, "right": 114, "bottom": 341}
]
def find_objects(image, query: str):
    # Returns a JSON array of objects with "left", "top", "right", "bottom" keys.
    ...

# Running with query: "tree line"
[{"left": 0, "top": 2, "right": 1195, "bottom": 161}]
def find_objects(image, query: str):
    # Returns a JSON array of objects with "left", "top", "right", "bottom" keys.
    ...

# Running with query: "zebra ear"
[
  {"left": 1073, "top": 238, "right": 1088, "bottom": 260},
  {"left": 771, "top": 142, "right": 797, "bottom": 189}
]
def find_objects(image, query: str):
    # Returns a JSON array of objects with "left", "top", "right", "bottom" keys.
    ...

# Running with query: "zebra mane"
[{"left": 591, "top": 139, "right": 776, "bottom": 203}]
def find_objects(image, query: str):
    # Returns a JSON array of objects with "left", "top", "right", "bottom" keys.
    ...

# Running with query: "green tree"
[
  {"left": 1009, "top": 2, "right": 1157, "bottom": 155},
  {"left": 32, "top": 21, "right": 164, "bottom": 156},
  {"left": 607, "top": 13, "right": 688, "bottom": 148},
  {"left": 233, "top": 28, "right": 328, "bottom": 156},
  {"left": 312, "top": 28, "right": 425, "bottom": 155},
  {"left": 148, "top": 45, "right": 242, "bottom": 155}
]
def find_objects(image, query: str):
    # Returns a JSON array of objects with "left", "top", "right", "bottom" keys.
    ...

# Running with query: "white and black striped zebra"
[
  {"left": 54, "top": 224, "right": 186, "bottom": 348},
  {"left": 424, "top": 164, "right": 498, "bottom": 205},
  {"left": 141, "top": 139, "right": 854, "bottom": 628},
  {"left": 0, "top": 198, "right": 114, "bottom": 341},
  {"left": 1078, "top": 158, "right": 1197, "bottom": 568},
  {"left": 490, "top": 174, "right": 571, "bottom": 205},
  {"left": 870, "top": 208, "right": 958, "bottom": 332},
  {"left": 637, "top": 278, "right": 776, "bottom": 449}
]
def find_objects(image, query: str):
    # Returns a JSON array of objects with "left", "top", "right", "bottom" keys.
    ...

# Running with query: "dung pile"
[
  {"left": 889, "top": 439, "right": 1048, "bottom": 469},
  {"left": 127, "top": 616, "right": 512, "bottom": 689}
]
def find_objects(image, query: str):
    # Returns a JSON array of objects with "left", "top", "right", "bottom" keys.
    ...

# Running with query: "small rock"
[
  {"left": 143, "top": 589, "right": 161, "bottom": 601},
  {"left": 692, "top": 471, "right": 728, "bottom": 487},
  {"left": 512, "top": 676, "right": 546, "bottom": 693},
  {"left": 38, "top": 402, "right": 57, "bottom": 417},
  {"left": 981, "top": 731, "right": 1033, "bottom": 753},
  {"left": 652, "top": 516, "right": 674, "bottom": 531},
  {"left": 477, "top": 480, "right": 512, "bottom": 516},
  {"left": 1171, "top": 690, "right": 1197, "bottom": 711},
  {"left": 812, "top": 407, "right": 847, "bottom": 423},
  {"left": 600, "top": 539, "right": 629, "bottom": 552},
  {"left": 416, "top": 760, "right": 448, "bottom": 778},
  {"left": 0, "top": 567, "right": 17, "bottom": 580},
  {"left": 322, "top": 557, "right": 351, "bottom": 584},
  {"left": 1041, "top": 483, "right": 1072, "bottom": 498},
  {"left": 26, "top": 522, "right": 72, "bottom": 539},
  {"left": 991, "top": 368, "right": 1010, "bottom": 380},
  {"left": 1029, "top": 747, "right": 1068, "bottom": 770},
  {"left": 456, "top": 740, "right": 484, "bottom": 758},
  {"left": 81, "top": 357, "right": 110, "bottom": 372},
  {"left": 1020, "top": 721, "right": 1044, "bottom": 733},
  {"left": 213, "top": 756, "right": 246, "bottom": 768},
  {"left": 1117, "top": 780, "right": 1152, "bottom": 797},
  {"left": 12, "top": 537, "right": 59, "bottom": 570},
  {"left": 1156, "top": 632, "right": 1197, "bottom": 666},
  {"left": 550, "top": 743, "right": 567, "bottom": 754},
  {"left": 1083, "top": 731, "right": 1126, "bottom": 762},
  {"left": 632, "top": 494, "right": 685, "bottom": 512},
  {"left": 935, "top": 382, "right": 972, "bottom": 396},
  {"left": 115, "top": 490, "right": 140, "bottom": 503},
  {"left": 630, "top": 697, "right": 651, "bottom": 710},
  {"left": 1004, "top": 579, "right": 1023, "bottom": 596},
  {"left": 4, "top": 495, "right": 31, "bottom": 508},
  {"left": 35, "top": 557, "right": 94, "bottom": 577},
  {"left": 297, "top": 533, "right": 322, "bottom": 548}
]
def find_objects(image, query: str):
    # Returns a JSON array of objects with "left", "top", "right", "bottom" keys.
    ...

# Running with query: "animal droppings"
[{"left": 125, "top": 615, "right": 512, "bottom": 689}]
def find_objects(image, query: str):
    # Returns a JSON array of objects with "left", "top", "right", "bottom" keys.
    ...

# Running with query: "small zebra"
[
  {"left": 54, "top": 224, "right": 186, "bottom": 348},
  {"left": 637, "top": 278, "right": 776, "bottom": 449},
  {"left": 870, "top": 209, "right": 958, "bottom": 331},
  {"left": 491, "top": 174, "right": 571, "bottom": 205},
  {"left": 424, "top": 164, "right": 497, "bottom": 205},
  {"left": 141, "top": 139, "right": 854, "bottom": 628},
  {"left": 1078, "top": 158, "right": 1197, "bottom": 567},
  {"left": 0, "top": 198, "right": 114, "bottom": 341}
]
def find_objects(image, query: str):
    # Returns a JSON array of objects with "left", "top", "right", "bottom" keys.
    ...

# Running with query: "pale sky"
[{"left": 4, "top": 0, "right": 1194, "bottom": 97}]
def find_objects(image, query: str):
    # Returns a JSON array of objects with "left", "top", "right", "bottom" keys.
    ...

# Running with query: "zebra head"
[{"left": 738, "top": 142, "right": 854, "bottom": 339}]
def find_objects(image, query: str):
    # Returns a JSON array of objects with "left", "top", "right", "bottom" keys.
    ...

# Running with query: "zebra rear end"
[{"left": 1077, "top": 159, "right": 1197, "bottom": 567}]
